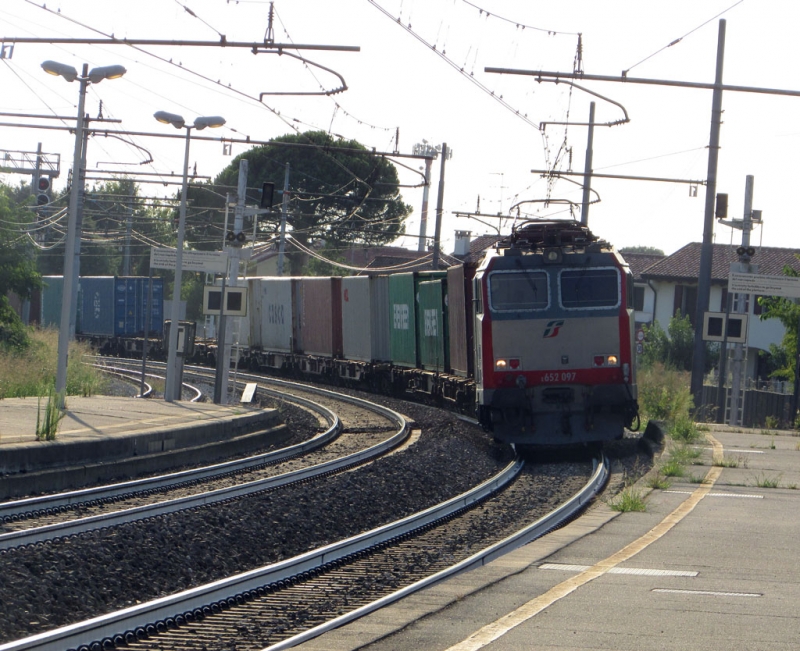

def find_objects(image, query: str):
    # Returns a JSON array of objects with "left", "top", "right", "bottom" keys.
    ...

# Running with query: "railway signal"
[{"left": 36, "top": 176, "right": 51, "bottom": 205}]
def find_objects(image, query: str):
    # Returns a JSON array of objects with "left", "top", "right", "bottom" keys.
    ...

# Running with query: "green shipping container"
[
  {"left": 40, "top": 276, "right": 65, "bottom": 329},
  {"left": 417, "top": 279, "right": 449, "bottom": 372},
  {"left": 388, "top": 272, "right": 417, "bottom": 367}
]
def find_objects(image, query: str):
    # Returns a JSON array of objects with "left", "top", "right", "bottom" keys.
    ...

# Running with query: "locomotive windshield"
[
  {"left": 489, "top": 270, "right": 549, "bottom": 311},
  {"left": 559, "top": 267, "right": 620, "bottom": 309}
]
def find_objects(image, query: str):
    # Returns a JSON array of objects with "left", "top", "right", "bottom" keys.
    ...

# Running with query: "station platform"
[
  {"left": 0, "top": 396, "right": 285, "bottom": 499},
  {"left": 297, "top": 426, "right": 800, "bottom": 651}
]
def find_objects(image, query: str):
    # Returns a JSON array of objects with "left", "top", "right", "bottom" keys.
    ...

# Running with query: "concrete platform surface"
[
  {"left": 296, "top": 427, "right": 800, "bottom": 651},
  {"left": 0, "top": 395, "right": 263, "bottom": 446},
  {"left": 0, "top": 396, "right": 283, "bottom": 498}
]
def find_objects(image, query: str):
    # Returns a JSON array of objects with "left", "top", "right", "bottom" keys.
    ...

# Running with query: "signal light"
[
  {"left": 260, "top": 182, "right": 274, "bottom": 209},
  {"left": 715, "top": 193, "right": 728, "bottom": 218},
  {"left": 36, "top": 176, "right": 51, "bottom": 206}
]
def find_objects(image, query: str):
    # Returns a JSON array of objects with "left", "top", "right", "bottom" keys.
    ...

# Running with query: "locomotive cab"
[{"left": 473, "top": 220, "right": 639, "bottom": 446}]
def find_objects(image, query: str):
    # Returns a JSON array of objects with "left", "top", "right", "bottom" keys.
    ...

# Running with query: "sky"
[{"left": 1, "top": 0, "right": 799, "bottom": 260}]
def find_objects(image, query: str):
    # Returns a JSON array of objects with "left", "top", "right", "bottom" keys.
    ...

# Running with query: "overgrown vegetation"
[
  {"left": 608, "top": 488, "right": 647, "bottom": 512},
  {"left": 0, "top": 329, "right": 107, "bottom": 399},
  {"left": 640, "top": 311, "right": 718, "bottom": 373},
  {"left": 35, "top": 387, "right": 65, "bottom": 440},
  {"left": 637, "top": 363, "right": 694, "bottom": 422}
]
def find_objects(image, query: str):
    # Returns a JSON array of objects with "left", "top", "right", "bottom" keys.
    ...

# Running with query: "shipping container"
[
  {"left": 447, "top": 265, "right": 471, "bottom": 377},
  {"left": 388, "top": 272, "right": 417, "bottom": 367},
  {"left": 40, "top": 276, "right": 64, "bottom": 329},
  {"left": 341, "top": 275, "right": 391, "bottom": 362},
  {"left": 79, "top": 276, "right": 164, "bottom": 337},
  {"left": 247, "top": 277, "right": 298, "bottom": 352},
  {"left": 417, "top": 279, "right": 449, "bottom": 371},
  {"left": 79, "top": 277, "right": 116, "bottom": 336},
  {"left": 299, "top": 277, "right": 342, "bottom": 357}
]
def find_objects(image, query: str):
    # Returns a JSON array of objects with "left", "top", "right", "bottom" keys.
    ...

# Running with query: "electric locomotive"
[{"left": 473, "top": 220, "right": 639, "bottom": 445}]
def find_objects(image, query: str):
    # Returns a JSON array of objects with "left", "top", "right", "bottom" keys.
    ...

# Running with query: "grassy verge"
[{"left": 0, "top": 328, "right": 108, "bottom": 400}]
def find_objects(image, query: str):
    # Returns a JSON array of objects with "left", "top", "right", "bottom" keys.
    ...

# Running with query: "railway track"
[
  {"left": 0, "top": 375, "right": 407, "bottom": 550},
  {"left": 0, "top": 454, "right": 606, "bottom": 651}
]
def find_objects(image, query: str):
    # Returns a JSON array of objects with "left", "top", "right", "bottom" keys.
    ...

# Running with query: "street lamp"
[
  {"left": 43, "top": 60, "right": 126, "bottom": 408},
  {"left": 154, "top": 111, "right": 226, "bottom": 402}
]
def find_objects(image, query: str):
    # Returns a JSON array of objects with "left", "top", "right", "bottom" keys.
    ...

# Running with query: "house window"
[
  {"left": 633, "top": 286, "right": 645, "bottom": 312},
  {"left": 673, "top": 284, "right": 698, "bottom": 325}
]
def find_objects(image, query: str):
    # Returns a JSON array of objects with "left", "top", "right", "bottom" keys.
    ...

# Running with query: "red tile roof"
[
  {"left": 620, "top": 252, "right": 666, "bottom": 280},
  {"left": 641, "top": 242, "right": 800, "bottom": 284}
]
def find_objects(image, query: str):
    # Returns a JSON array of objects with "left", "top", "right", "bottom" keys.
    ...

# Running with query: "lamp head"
[
  {"left": 41, "top": 60, "right": 78, "bottom": 82},
  {"left": 154, "top": 111, "right": 186, "bottom": 129},
  {"left": 193, "top": 116, "right": 226, "bottom": 130},
  {"left": 88, "top": 64, "right": 127, "bottom": 84}
]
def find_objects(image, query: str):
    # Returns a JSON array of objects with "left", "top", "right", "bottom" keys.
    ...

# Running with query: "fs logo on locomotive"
[{"left": 543, "top": 320, "right": 564, "bottom": 338}]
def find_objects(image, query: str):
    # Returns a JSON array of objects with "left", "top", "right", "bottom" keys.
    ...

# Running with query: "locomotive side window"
[
  {"left": 473, "top": 277, "right": 483, "bottom": 314},
  {"left": 559, "top": 268, "right": 620, "bottom": 309},
  {"left": 488, "top": 271, "right": 549, "bottom": 311}
]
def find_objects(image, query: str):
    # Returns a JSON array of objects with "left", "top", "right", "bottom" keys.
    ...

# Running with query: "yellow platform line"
[{"left": 446, "top": 434, "right": 724, "bottom": 651}]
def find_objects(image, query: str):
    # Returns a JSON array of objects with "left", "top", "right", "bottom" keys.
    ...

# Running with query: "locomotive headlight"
[
  {"left": 495, "top": 359, "right": 508, "bottom": 369},
  {"left": 607, "top": 354, "right": 619, "bottom": 366}
]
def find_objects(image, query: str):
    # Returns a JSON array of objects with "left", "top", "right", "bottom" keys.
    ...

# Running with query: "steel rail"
[
  {"left": 0, "top": 382, "right": 408, "bottom": 549},
  {"left": 0, "top": 388, "right": 339, "bottom": 523},
  {"left": 0, "top": 455, "right": 525, "bottom": 651},
  {"left": 267, "top": 454, "right": 608, "bottom": 650}
]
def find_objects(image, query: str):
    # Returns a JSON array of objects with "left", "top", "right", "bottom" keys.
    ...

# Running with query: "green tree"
[
  {"left": 641, "top": 311, "right": 716, "bottom": 372},
  {"left": 619, "top": 246, "right": 665, "bottom": 256},
  {"left": 0, "top": 183, "right": 42, "bottom": 349},
  {"left": 185, "top": 130, "right": 412, "bottom": 275},
  {"left": 37, "top": 179, "right": 175, "bottom": 277},
  {"left": 758, "top": 259, "right": 800, "bottom": 380}
]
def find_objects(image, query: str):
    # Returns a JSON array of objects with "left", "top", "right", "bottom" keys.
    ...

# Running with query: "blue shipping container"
[{"left": 79, "top": 276, "right": 164, "bottom": 337}]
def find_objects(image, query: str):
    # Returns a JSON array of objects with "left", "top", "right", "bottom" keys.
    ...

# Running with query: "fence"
[{"left": 701, "top": 384, "right": 797, "bottom": 429}]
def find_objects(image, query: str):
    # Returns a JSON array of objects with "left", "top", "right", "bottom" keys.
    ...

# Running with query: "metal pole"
[
  {"left": 68, "top": 120, "right": 90, "bottom": 341},
  {"left": 690, "top": 19, "right": 727, "bottom": 411},
  {"left": 729, "top": 175, "right": 754, "bottom": 425},
  {"left": 218, "top": 159, "right": 248, "bottom": 403},
  {"left": 431, "top": 143, "right": 448, "bottom": 270},
  {"left": 55, "top": 64, "right": 89, "bottom": 407},
  {"left": 123, "top": 182, "right": 133, "bottom": 276},
  {"left": 418, "top": 157, "right": 432, "bottom": 252},
  {"left": 581, "top": 101, "right": 595, "bottom": 225},
  {"left": 716, "top": 291, "right": 732, "bottom": 423},
  {"left": 140, "top": 269, "right": 153, "bottom": 397},
  {"left": 165, "top": 125, "right": 193, "bottom": 402},
  {"left": 277, "top": 162, "right": 290, "bottom": 276},
  {"left": 213, "top": 276, "right": 227, "bottom": 405}
]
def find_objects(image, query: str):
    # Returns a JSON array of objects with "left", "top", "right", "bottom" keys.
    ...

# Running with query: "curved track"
[
  {"left": 0, "top": 455, "right": 607, "bottom": 651},
  {"left": 0, "top": 378, "right": 409, "bottom": 550}
]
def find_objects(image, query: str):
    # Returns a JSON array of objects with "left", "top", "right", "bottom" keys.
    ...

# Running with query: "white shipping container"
[
  {"left": 247, "top": 277, "right": 296, "bottom": 352},
  {"left": 341, "top": 276, "right": 391, "bottom": 362}
]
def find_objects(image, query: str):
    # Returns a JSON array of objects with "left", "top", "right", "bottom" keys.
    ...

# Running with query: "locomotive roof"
[{"left": 498, "top": 219, "right": 611, "bottom": 253}]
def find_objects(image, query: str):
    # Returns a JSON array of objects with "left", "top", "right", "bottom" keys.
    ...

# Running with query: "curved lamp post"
[
  {"left": 43, "top": 60, "right": 126, "bottom": 408},
  {"left": 154, "top": 111, "right": 226, "bottom": 402}
]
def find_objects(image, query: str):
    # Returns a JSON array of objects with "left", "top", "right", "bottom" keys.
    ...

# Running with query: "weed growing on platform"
[
  {"left": 0, "top": 329, "right": 106, "bottom": 399},
  {"left": 637, "top": 364, "right": 693, "bottom": 422},
  {"left": 609, "top": 488, "right": 646, "bottom": 512},
  {"left": 661, "top": 459, "right": 685, "bottom": 477},
  {"left": 753, "top": 473, "right": 782, "bottom": 488},
  {"left": 35, "top": 388, "right": 64, "bottom": 440},
  {"left": 712, "top": 454, "right": 747, "bottom": 468},
  {"left": 669, "top": 417, "right": 701, "bottom": 443},
  {"left": 688, "top": 473, "right": 709, "bottom": 484},
  {"left": 646, "top": 473, "right": 671, "bottom": 489},
  {"left": 671, "top": 444, "right": 702, "bottom": 465}
]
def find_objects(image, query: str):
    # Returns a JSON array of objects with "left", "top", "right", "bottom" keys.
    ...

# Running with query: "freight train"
[
  {"left": 35, "top": 275, "right": 165, "bottom": 357},
  {"left": 32, "top": 219, "right": 639, "bottom": 446}
]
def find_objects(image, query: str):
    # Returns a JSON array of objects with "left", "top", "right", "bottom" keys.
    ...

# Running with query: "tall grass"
[
  {"left": 0, "top": 328, "right": 107, "bottom": 399},
  {"left": 637, "top": 363, "right": 694, "bottom": 422}
]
